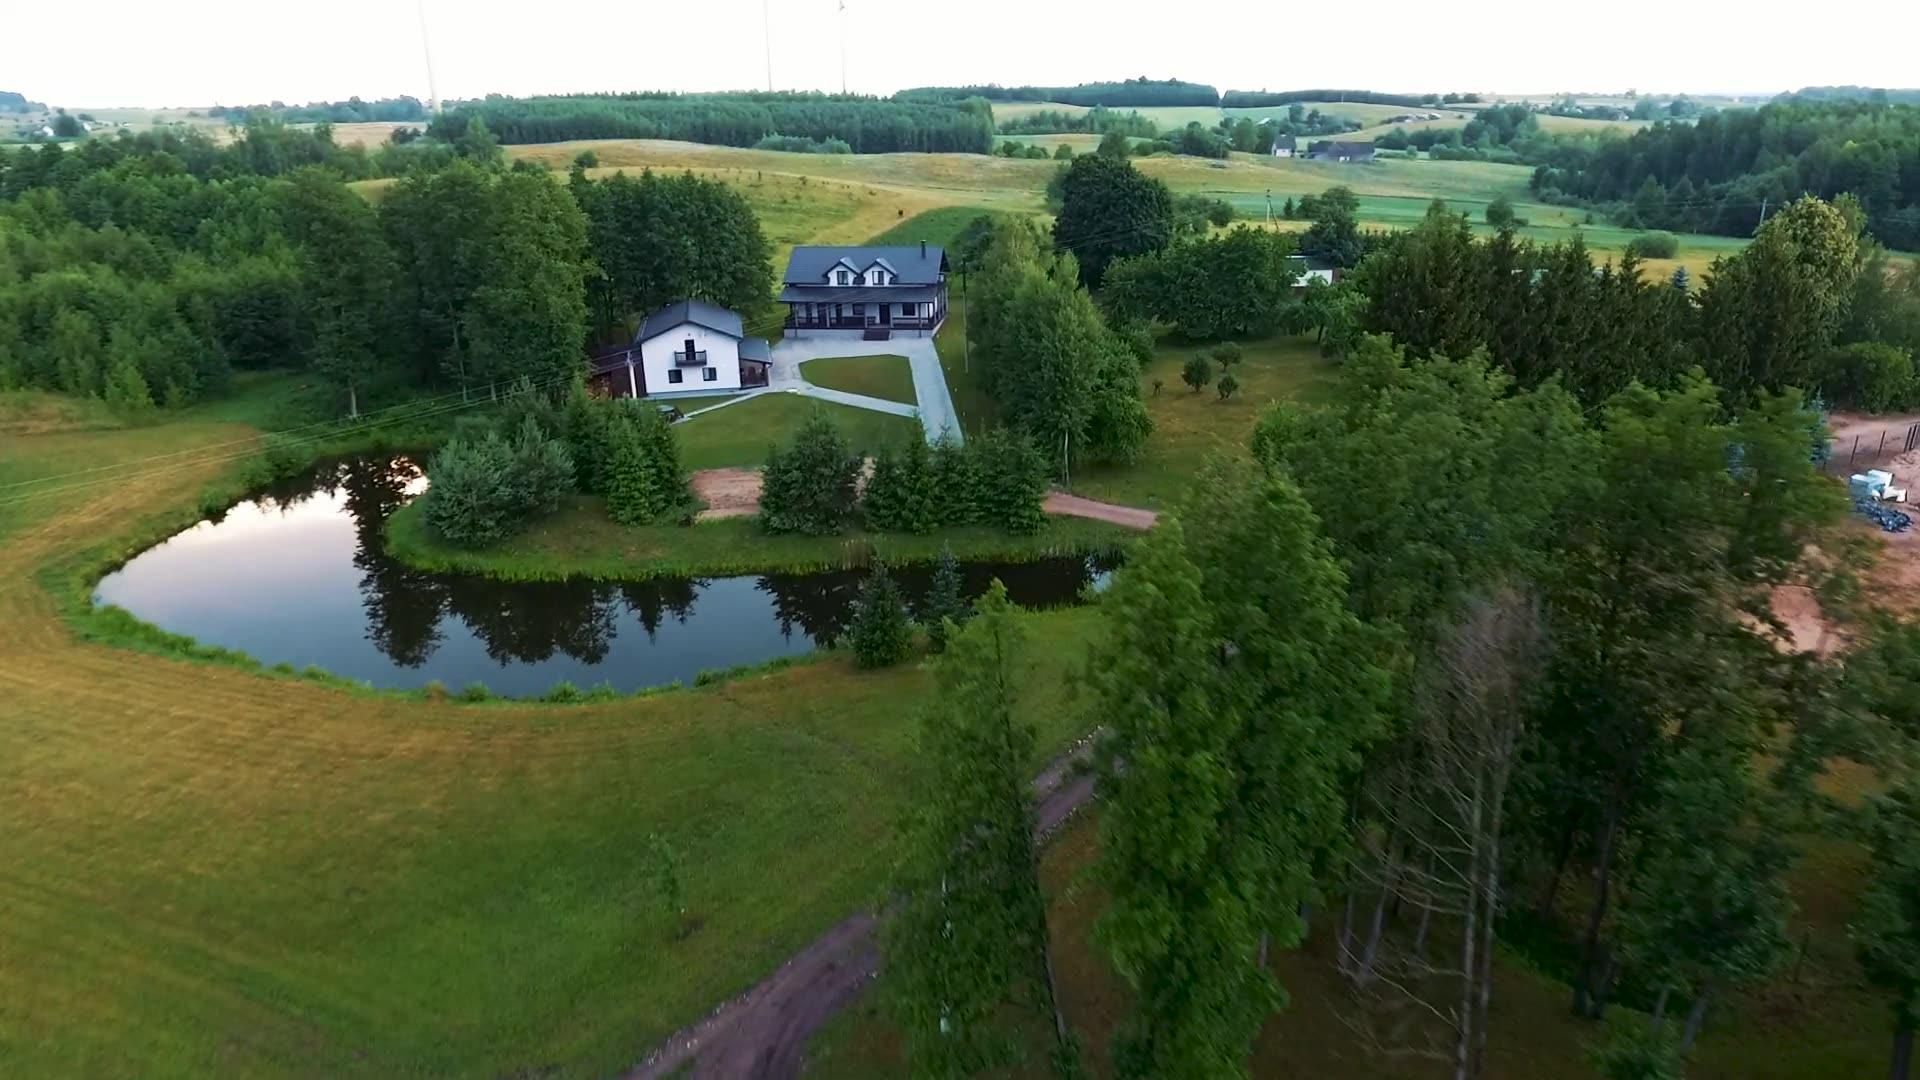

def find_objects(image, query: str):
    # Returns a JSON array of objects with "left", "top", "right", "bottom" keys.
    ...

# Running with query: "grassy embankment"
[
  {"left": 0, "top": 376, "right": 1112, "bottom": 1077},
  {"left": 798, "top": 354, "right": 917, "bottom": 405}
]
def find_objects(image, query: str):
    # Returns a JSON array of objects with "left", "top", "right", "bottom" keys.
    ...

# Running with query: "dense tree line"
[
  {"left": 995, "top": 105, "right": 1159, "bottom": 138},
  {"left": 973, "top": 218, "right": 1152, "bottom": 475},
  {"left": 898, "top": 78, "right": 1219, "bottom": 108},
  {"left": 1528, "top": 100, "right": 1920, "bottom": 249},
  {"left": 1105, "top": 226, "right": 1302, "bottom": 341},
  {"left": 1221, "top": 89, "right": 1480, "bottom": 108},
  {"left": 208, "top": 96, "right": 430, "bottom": 124},
  {"left": 429, "top": 93, "right": 994, "bottom": 154}
]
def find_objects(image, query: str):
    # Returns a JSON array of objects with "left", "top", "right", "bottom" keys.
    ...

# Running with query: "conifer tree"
[
  {"left": 971, "top": 429, "right": 1050, "bottom": 535},
  {"left": 761, "top": 408, "right": 861, "bottom": 535},
  {"left": 849, "top": 562, "right": 912, "bottom": 668},
  {"left": 886, "top": 583, "right": 1074, "bottom": 1075},
  {"left": 604, "top": 415, "right": 657, "bottom": 525},
  {"left": 865, "top": 436, "right": 940, "bottom": 533},
  {"left": 922, "top": 545, "right": 973, "bottom": 653},
  {"left": 933, "top": 433, "right": 983, "bottom": 527}
]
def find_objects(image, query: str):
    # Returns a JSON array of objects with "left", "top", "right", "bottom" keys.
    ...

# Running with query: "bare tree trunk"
[
  {"left": 1298, "top": 900, "right": 1312, "bottom": 939},
  {"left": 1453, "top": 769, "right": 1485, "bottom": 1080},
  {"left": 1042, "top": 934, "right": 1070, "bottom": 1049},
  {"left": 1471, "top": 800, "right": 1504, "bottom": 1080},
  {"left": 1356, "top": 850, "right": 1401, "bottom": 986},
  {"left": 1650, "top": 986, "right": 1670, "bottom": 1028},
  {"left": 1339, "top": 890, "right": 1359, "bottom": 975},
  {"left": 1536, "top": 821, "right": 1576, "bottom": 920},
  {"left": 1679, "top": 983, "right": 1715, "bottom": 1052},
  {"left": 1257, "top": 932, "right": 1270, "bottom": 970},
  {"left": 1573, "top": 804, "right": 1623, "bottom": 1018},
  {"left": 1891, "top": 1023, "right": 1914, "bottom": 1080},
  {"left": 1413, "top": 897, "right": 1434, "bottom": 960},
  {"left": 1589, "top": 948, "right": 1619, "bottom": 1021}
]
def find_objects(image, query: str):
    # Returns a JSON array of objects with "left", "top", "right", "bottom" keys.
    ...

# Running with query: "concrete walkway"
[{"left": 772, "top": 336, "right": 964, "bottom": 445}]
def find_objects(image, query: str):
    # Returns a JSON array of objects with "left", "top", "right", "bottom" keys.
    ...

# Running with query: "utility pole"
[
  {"left": 838, "top": 0, "right": 848, "bottom": 95},
  {"left": 1265, "top": 188, "right": 1273, "bottom": 225},
  {"left": 1758, "top": 195, "right": 1769, "bottom": 231},
  {"left": 762, "top": 0, "right": 774, "bottom": 92}
]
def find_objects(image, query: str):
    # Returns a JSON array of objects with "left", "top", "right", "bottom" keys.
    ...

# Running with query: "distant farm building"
[
  {"left": 1308, "top": 140, "right": 1376, "bottom": 163},
  {"left": 1270, "top": 133, "right": 1297, "bottom": 158}
]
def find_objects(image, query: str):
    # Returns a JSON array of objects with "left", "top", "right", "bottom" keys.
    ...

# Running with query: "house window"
[
  {"left": 667, "top": 369, "right": 684, "bottom": 384},
  {"left": 899, "top": 303, "right": 914, "bottom": 317},
  {"left": 684, "top": 337, "right": 696, "bottom": 357},
  {"left": 702, "top": 367, "right": 717, "bottom": 382},
  {"left": 835, "top": 270, "right": 851, "bottom": 285},
  {"left": 853, "top": 304, "right": 865, "bottom": 316}
]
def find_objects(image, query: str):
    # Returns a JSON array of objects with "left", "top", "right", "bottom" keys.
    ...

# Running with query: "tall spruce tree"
[
  {"left": 885, "top": 582, "right": 1073, "bottom": 1076},
  {"left": 760, "top": 408, "right": 861, "bottom": 536},
  {"left": 922, "top": 545, "right": 972, "bottom": 653}
]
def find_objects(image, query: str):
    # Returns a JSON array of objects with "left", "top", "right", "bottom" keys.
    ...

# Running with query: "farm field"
[{"left": 0, "top": 381, "right": 1108, "bottom": 1077}]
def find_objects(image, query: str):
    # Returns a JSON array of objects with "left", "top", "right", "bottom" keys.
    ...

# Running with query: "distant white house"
[
  {"left": 587, "top": 298, "right": 771, "bottom": 399},
  {"left": 1270, "top": 133, "right": 1297, "bottom": 158},
  {"left": 1287, "top": 255, "right": 1339, "bottom": 287}
]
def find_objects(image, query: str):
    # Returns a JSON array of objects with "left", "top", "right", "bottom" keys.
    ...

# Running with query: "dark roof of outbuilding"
[
  {"left": 635, "top": 298, "right": 744, "bottom": 343},
  {"left": 782, "top": 245, "right": 947, "bottom": 286}
]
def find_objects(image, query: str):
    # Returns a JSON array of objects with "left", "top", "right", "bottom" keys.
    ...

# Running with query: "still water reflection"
[{"left": 93, "top": 456, "right": 1113, "bottom": 697}]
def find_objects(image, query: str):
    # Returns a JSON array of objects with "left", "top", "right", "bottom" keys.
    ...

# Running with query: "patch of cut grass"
[
  {"left": 385, "top": 495, "right": 1132, "bottom": 581},
  {"left": 675, "top": 393, "right": 921, "bottom": 470},
  {"left": 1070, "top": 334, "right": 1335, "bottom": 509},
  {"left": 863, "top": 205, "right": 994, "bottom": 250},
  {"left": 800, "top": 355, "right": 917, "bottom": 406}
]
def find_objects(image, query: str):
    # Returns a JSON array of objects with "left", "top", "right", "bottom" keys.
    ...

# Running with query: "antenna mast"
[
  {"left": 763, "top": 0, "right": 774, "bottom": 92},
  {"left": 416, "top": 0, "right": 440, "bottom": 113},
  {"left": 838, "top": 0, "right": 848, "bottom": 95}
]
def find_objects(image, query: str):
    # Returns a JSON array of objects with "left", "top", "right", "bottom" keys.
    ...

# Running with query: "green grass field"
[
  {"left": 675, "top": 393, "right": 921, "bottom": 470},
  {"left": 799, "top": 355, "right": 917, "bottom": 405},
  {"left": 0, "top": 381, "right": 1115, "bottom": 1077},
  {"left": 1070, "top": 334, "right": 1335, "bottom": 508}
]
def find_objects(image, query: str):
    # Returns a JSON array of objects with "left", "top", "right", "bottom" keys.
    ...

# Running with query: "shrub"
[
  {"left": 1211, "top": 341, "right": 1242, "bottom": 368},
  {"left": 421, "top": 416, "right": 574, "bottom": 548},
  {"left": 1484, "top": 195, "right": 1519, "bottom": 228},
  {"left": 971, "top": 428, "right": 1050, "bottom": 535},
  {"left": 1217, "top": 370, "right": 1240, "bottom": 400},
  {"left": 1626, "top": 230, "right": 1679, "bottom": 259},
  {"left": 849, "top": 563, "right": 913, "bottom": 668},
  {"left": 760, "top": 408, "right": 861, "bottom": 535},
  {"left": 1182, "top": 354, "right": 1213, "bottom": 392},
  {"left": 864, "top": 436, "right": 940, "bottom": 533},
  {"left": 1823, "top": 342, "right": 1917, "bottom": 412},
  {"left": 543, "top": 680, "right": 582, "bottom": 703},
  {"left": 921, "top": 545, "right": 973, "bottom": 652}
]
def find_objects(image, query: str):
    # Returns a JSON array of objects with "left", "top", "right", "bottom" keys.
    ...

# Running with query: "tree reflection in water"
[{"left": 265, "top": 455, "right": 1115, "bottom": 678}]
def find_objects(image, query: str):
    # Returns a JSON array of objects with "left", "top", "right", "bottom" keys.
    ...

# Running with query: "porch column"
[{"left": 626, "top": 357, "right": 638, "bottom": 398}]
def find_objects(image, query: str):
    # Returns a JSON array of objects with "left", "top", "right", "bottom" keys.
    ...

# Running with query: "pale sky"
[{"left": 14, "top": 0, "right": 1918, "bottom": 109}]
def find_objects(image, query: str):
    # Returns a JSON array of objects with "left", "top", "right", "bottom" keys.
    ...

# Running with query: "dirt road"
[
  {"left": 1042, "top": 492, "right": 1159, "bottom": 531},
  {"left": 627, "top": 735, "right": 1101, "bottom": 1080}
]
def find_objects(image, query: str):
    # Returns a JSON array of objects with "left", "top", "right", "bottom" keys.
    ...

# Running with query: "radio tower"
[
  {"left": 417, "top": 0, "right": 441, "bottom": 113},
  {"left": 838, "top": 0, "right": 848, "bottom": 94}
]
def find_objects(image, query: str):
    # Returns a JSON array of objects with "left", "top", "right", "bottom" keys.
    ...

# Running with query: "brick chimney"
[{"left": 920, "top": 239, "right": 927, "bottom": 258}]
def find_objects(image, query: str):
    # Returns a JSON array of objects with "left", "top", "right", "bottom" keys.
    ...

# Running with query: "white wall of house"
[{"left": 638, "top": 322, "right": 742, "bottom": 394}]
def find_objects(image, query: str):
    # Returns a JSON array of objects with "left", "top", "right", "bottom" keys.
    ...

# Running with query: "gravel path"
[
  {"left": 626, "top": 735, "right": 1101, "bottom": 1080},
  {"left": 1043, "top": 492, "right": 1159, "bottom": 531}
]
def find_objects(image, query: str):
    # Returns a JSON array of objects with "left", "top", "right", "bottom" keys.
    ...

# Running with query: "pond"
[{"left": 93, "top": 456, "right": 1115, "bottom": 698}]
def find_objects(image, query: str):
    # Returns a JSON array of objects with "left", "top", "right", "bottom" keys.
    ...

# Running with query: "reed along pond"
[{"left": 93, "top": 456, "right": 1114, "bottom": 698}]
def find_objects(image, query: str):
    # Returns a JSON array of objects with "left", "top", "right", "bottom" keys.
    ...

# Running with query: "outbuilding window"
[{"left": 702, "top": 367, "right": 717, "bottom": 382}]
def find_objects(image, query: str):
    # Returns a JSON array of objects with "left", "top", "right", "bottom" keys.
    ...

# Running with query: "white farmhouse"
[{"left": 587, "top": 298, "right": 771, "bottom": 399}]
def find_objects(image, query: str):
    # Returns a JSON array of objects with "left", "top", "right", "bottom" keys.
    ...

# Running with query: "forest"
[
  {"left": 0, "top": 121, "right": 770, "bottom": 414},
  {"left": 1529, "top": 99, "right": 1920, "bottom": 249},
  {"left": 895, "top": 78, "right": 1220, "bottom": 107},
  {"left": 1221, "top": 88, "right": 1482, "bottom": 108},
  {"left": 427, "top": 92, "right": 995, "bottom": 153},
  {"left": 207, "top": 96, "right": 431, "bottom": 124}
]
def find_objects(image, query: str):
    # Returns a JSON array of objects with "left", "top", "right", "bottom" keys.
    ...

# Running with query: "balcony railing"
[{"left": 673, "top": 350, "right": 708, "bottom": 367}]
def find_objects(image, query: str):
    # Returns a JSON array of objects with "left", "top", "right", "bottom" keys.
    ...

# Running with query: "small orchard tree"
[
  {"left": 922, "top": 545, "right": 973, "bottom": 652},
  {"left": 849, "top": 562, "right": 913, "bottom": 668},
  {"left": 1484, "top": 196, "right": 1518, "bottom": 228},
  {"left": 760, "top": 408, "right": 861, "bottom": 535},
  {"left": 1182, "top": 354, "right": 1213, "bottom": 392},
  {"left": 1216, "top": 371, "right": 1240, "bottom": 401},
  {"left": 1211, "top": 341, "right": 1243, "bottom": 369}
]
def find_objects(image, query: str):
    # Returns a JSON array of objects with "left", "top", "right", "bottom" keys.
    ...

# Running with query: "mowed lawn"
[
  {"left": 0, "top": 391, "right": 1107, "bottom": 1077},
  {"left": 800, "top": 355, "right": 917, "bottom": 406},
  {"left": 1070, "top": 334, "right": 1335, "bottom": 509},
  {"left": 675, "top": 394, "right": 921, "bottom": 470}
]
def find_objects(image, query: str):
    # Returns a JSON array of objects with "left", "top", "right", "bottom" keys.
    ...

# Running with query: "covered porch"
[{"left": 778, "top": 286, "right": 947, "bottom": 336}]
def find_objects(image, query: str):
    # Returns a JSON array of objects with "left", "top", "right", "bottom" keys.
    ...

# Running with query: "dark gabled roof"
[
  {"left": 635, "top": 298, "right": 744, "bottom": 343},
  {"left": 738, "top": 337, "right": 772, "bottom": 364},
  {"left": 1309, "top": 140, "right": 1376, "bottom": 158},
  {"left": 777, "top": 284, "right": 945, "bottom": 304},
  {"left": 783, "top": 245, "right": 947, "bottom": 286},
  {"left": 1273, "top": 134, "right": 1297, "bottom": 149}
]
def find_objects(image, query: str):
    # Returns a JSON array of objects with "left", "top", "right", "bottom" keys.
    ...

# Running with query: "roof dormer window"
[{"left": 834, "top": 270, "right": 851, "bottom": 286}]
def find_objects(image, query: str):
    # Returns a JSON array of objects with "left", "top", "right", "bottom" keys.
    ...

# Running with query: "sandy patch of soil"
[{"left": 690, "top": 468, "right": 763, "bottom": 521}]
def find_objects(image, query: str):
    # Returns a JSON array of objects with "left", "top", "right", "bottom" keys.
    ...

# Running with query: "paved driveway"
[{"left": 770, "top": 336, "right": 963, "bottom": 445}]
